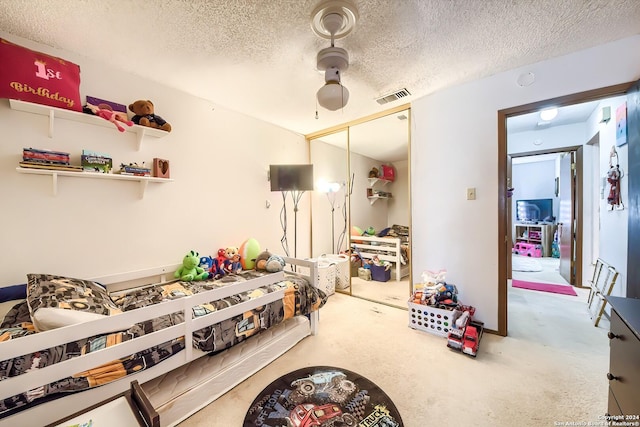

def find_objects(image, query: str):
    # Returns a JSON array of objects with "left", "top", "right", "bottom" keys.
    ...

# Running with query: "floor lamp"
[{"left": 320, "top": 181, "right": 341, "bottom": 254}]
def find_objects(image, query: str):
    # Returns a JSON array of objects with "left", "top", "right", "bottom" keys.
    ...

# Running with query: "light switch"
[{"left": 467, "top": 187, "right": 476, "bottom": 200}]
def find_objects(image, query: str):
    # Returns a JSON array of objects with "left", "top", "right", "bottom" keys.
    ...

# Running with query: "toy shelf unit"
[
  {"left": 9, "top": 99, "right": 168, "bottom": 150},
  {"left": 514, "top": 223, "right": 555, "bottom": 257},
  {"left": 16, "top": 167, "right": 173, "bottom": 199}
]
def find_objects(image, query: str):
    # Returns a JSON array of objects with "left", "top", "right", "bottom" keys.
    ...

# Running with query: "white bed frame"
[
  {"left": 351, "top": 235, "right": 409, "bottom": 281},
  {"left": 0, "top": 257, "right": 319, "bottom": 427}
]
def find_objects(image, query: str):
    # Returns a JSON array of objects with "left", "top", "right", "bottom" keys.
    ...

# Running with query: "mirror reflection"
[
  {"left": 348, "top": 111, "right": 410, "bottom": 307},
  {"left": 309, "top": 130, "right": 352, "bottom": 293},
  {"left": 308, "top": 108, "right": 411, "bottom": 308}
]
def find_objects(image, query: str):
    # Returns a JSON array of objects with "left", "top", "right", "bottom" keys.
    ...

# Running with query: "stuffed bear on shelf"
[{"left": 128, "top": 99, "right": 171, "bottom": 132}]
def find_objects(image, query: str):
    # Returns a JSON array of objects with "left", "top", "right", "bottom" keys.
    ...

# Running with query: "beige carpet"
[{"left": 178, "top": 264, "right": 609, "bottom": 426}]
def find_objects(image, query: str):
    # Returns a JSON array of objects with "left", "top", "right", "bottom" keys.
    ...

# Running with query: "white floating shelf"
[
  {"left": 367, "top": 195, "right": 390, "bottom": 205},
  {"left": 9, "top": 99, "right": 168, "bottom": 150},
  {"left": 16, "top": 167, "right": 173, "bottom": 199},
  {"left": 367, "top": 177, "right": 392, "bottom": 188}
]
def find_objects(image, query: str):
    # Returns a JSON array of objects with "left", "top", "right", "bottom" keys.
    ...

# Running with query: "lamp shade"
[{"left": 317, "top": 81, "right": 349, "bottom": 111}]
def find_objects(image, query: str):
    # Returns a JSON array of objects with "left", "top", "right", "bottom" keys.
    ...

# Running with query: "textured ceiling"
[{"left": 1, "top": 0, "right": 640, "bottom": 138}]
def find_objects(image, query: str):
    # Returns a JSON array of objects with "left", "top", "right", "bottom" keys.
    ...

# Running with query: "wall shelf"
[
  {"left": 9, "top": 99, "right": 168, "bottom": 151},
  {"left": 16, "top": 167, "right": 173, "bottom": 199},
  {"left": 367, "top": 195, "right": 390, "bottom": 205},
  {"left": 367, "top": 177, "right": 392, "bottom": 188}
]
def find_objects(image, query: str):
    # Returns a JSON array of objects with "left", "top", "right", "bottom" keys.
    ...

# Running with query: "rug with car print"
[{"left": 244, "top": 365, "right": 403, "bottom": 427}]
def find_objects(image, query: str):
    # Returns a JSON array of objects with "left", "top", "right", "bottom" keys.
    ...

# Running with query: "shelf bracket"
[
  {"left": 135, "top": 129, "right": 144, "bottom": 151},
  {"left": 138, "top": 180, "right": 149, "bottom": 199},
  {"left": 48, "top": 109, "right": 54, "bottom": 138},
  {"left": 51, "top": 172, "right": 58, "bottom": 196}
]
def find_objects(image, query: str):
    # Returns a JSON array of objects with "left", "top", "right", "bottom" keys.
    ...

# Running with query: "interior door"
[
  {"left": 559, "top": 151, "right": 575, "bottom": 284},
  {"left": 627, "top": 79, "right": 640, "bottom": 298},
  {"left": 507, "top": 155, "right": 513, "bottom": 279}
]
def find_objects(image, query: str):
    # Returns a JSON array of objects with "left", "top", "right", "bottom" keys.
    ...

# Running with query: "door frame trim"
[{"left": 497, "top": 82, "right": 634, "bottom": 337}]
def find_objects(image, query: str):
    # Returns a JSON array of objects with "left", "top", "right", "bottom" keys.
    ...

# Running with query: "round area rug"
[
  {"left": 244, "top": 366, "right": 403, "bottom": 427},
  {"left": 512, "top": 254, "right": 543, "bottom": 272}
]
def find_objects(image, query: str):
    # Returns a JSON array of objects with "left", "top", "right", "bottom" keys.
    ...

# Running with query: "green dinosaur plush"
[{"left": 175, "top": 250, "right": 209, "bottom": 281}]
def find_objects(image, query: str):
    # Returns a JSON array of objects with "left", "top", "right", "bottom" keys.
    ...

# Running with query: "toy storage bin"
[
  {"left": 320, "top": 254, "right": 350, "bottom": 290},
  {"left": 305, "top": 258, "right": 336, "bottom": 296},
  {"left": 408, "top": 301, "right": 460, "bottom": 338},
  {"left": 370, "top": 264, "right": 391, "bottom": 282},
  {"left": 358, "top": 267, "right": 372, "bottom": 281}
]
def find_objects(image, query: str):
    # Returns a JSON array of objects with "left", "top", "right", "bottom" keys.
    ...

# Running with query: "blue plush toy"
[{"left": 199, "top": 255, "right": 215, "bottom": 279}]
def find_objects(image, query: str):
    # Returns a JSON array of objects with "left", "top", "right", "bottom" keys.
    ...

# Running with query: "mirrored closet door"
[{"left": 308, "top": 106, "right": 412, "bottom": 308}]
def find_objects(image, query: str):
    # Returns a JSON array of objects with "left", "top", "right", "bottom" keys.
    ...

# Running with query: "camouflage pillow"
[{"left": 26, "top": 274, "right": 122, "bottom": 332}]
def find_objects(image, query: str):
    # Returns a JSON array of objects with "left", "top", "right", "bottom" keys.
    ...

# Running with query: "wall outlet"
[{"left": 467, "top": 187, "right": 476, "bottom": 200}]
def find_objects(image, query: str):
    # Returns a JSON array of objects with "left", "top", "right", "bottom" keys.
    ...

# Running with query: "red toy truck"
[
  {"left": 447, "top": 313, "right": 484, "bottom": 358},
  {"left": 462, "top": 324, "right": 480, "bottom": 357},
  {"left": 288, "top": 403, "right": 356, "bottom": 427}
]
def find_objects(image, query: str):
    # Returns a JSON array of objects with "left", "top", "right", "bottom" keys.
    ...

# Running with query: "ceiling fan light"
[
  {"left": 539, "top": 108, "right": 558, "bottom": 121},
  {"left": 317, "top": 81, "right": 349, "bottom": 111}
]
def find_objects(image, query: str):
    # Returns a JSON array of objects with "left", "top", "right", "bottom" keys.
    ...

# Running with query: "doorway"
[{"left": 497, "top": 82, "right": 634, "bottom": 336}]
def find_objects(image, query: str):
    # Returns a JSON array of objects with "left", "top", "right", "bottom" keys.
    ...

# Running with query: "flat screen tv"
[
  {"left": 516, "top": 198, "right": 553, "bottom": 223},
  {"left": 269, "top": 164, "right": 314, "bottom": 192}
]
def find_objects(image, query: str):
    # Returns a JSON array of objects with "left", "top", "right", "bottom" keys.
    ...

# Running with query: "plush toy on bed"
[
  {"left": 128, "top": 99, "right": 172, "bottom": 132},
  {"left": 199, "top": 255, "right": 215, "bottom": 279},
  {"left": 175, "top": 250, "right": 209, "bottom": 281},
  {"left": 254, "top": 250, "right": 272, "bottom": 271},
  {"left": 265, "top": 255, "right": 285, "bottom": 272}
]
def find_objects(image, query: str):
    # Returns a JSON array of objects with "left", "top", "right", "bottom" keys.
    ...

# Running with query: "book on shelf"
[
  {"left": 81, "top": 149, "right": 112, "bottom": 173},
  {"left": 19, "top": 161, "right": 83, "bottom": 172},
  {"left": 23, "top": 147, "right": 70, "bottom": 165}
]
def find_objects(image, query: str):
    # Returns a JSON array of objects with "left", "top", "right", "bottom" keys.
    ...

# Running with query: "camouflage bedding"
[{"left": 0, "top": 270, "right": 326, "bottom": 418}]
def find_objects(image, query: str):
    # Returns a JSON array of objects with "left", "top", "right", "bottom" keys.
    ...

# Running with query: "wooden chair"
[
  {"left": 586, "top": 258, "right": 606, "bottom": 307},
  {"left": 592, "top": 266, "right": 619, "bottom": 327}
]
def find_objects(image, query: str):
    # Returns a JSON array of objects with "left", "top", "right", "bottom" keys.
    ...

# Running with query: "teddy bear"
[
  {"left": 175, "top": 250, "right": 209, "bottom": 281},
  {"left": 368, "top": 167, "right": 379, "bottom": 178},
  {"left": 128, "top": 100, "right": 171, "bottom": 132}
]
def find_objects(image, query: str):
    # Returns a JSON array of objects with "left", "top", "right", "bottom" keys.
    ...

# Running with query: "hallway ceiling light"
[{"left": 539, "top": 108, "right": 558, "bottom": 121}]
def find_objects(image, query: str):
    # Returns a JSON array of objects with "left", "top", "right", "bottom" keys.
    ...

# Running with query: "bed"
[
  {"left": 351, "top": 225, "right": 410, "bottom": 281},
  {"left": 0, "top": 256, "right": 325, "bottom": 427}
]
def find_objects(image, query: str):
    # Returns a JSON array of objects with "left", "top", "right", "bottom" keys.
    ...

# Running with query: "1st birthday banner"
[{"left": 0, "top": 38, "right": 81, "bottom": 111}]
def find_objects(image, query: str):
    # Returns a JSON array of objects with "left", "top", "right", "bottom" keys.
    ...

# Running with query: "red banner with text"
[{"left": 0, "top": 38, "right": 81, "bottom": 111}]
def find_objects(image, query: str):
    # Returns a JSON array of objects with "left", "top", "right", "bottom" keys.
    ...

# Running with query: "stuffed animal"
[
  {"left": 369, "top": 167, "right": 379, "bottom": 178},
  {"left": 128, "top": 100, "right": 171, "bottom": 132},
  {"left": 265, "top": 255, "right": 285, "bottom": 272},
  {"left": 228, "top": 254, "right": 242, "bottom": 274},
  {"left": 175, "top": 250, "right": 209, "bottom": 281},
  {"left": 254, "top": 250, "right": 273, "bottom": 271},
  {"left": 85, "top": 102, "right": 133, "bottom": 132},
  {"left": 199, "top": 255, "right": 215, "bottom": 279}
]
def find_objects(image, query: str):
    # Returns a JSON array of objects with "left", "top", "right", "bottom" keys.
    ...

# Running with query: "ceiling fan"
[{"left": 311, "top": 0, "right": 358, "bottom": 111}]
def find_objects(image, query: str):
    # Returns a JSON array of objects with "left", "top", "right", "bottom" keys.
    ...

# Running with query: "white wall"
[
  {"left": 387, "top": 160, "right": 409, "bottom": 227},
  {"left": 511, "top": 159, "right": 557, "bottom": 224},
  {"left": 411, "top": 35, "right": 640, "bottom": 331},
  {"left": 0, "top": 32, "right": 309, "bottom": 285},
  {"left": 310, "top": 140, "right": 349, "bottom": 256},
  {"left": 508, "top": 123, "right": 587, "bottom": 154},
  {"left": 585, "top": 96, "right": 629, "bottom": 297}
]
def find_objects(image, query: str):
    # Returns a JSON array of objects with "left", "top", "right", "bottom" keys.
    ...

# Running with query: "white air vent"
[{"left": 376, "top": 88, "right": 411, "bottom": 105}]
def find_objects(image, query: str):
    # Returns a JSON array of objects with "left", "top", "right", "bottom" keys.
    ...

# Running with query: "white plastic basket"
[
  {"left": 407, "top": 301, "right": 460, "bottom": 338},
  {"left": 320, "top": 254, "right": 350, "bottom": 290},
  {"left": 307, "top": 258, "right": 336, "bottom": 296}
]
